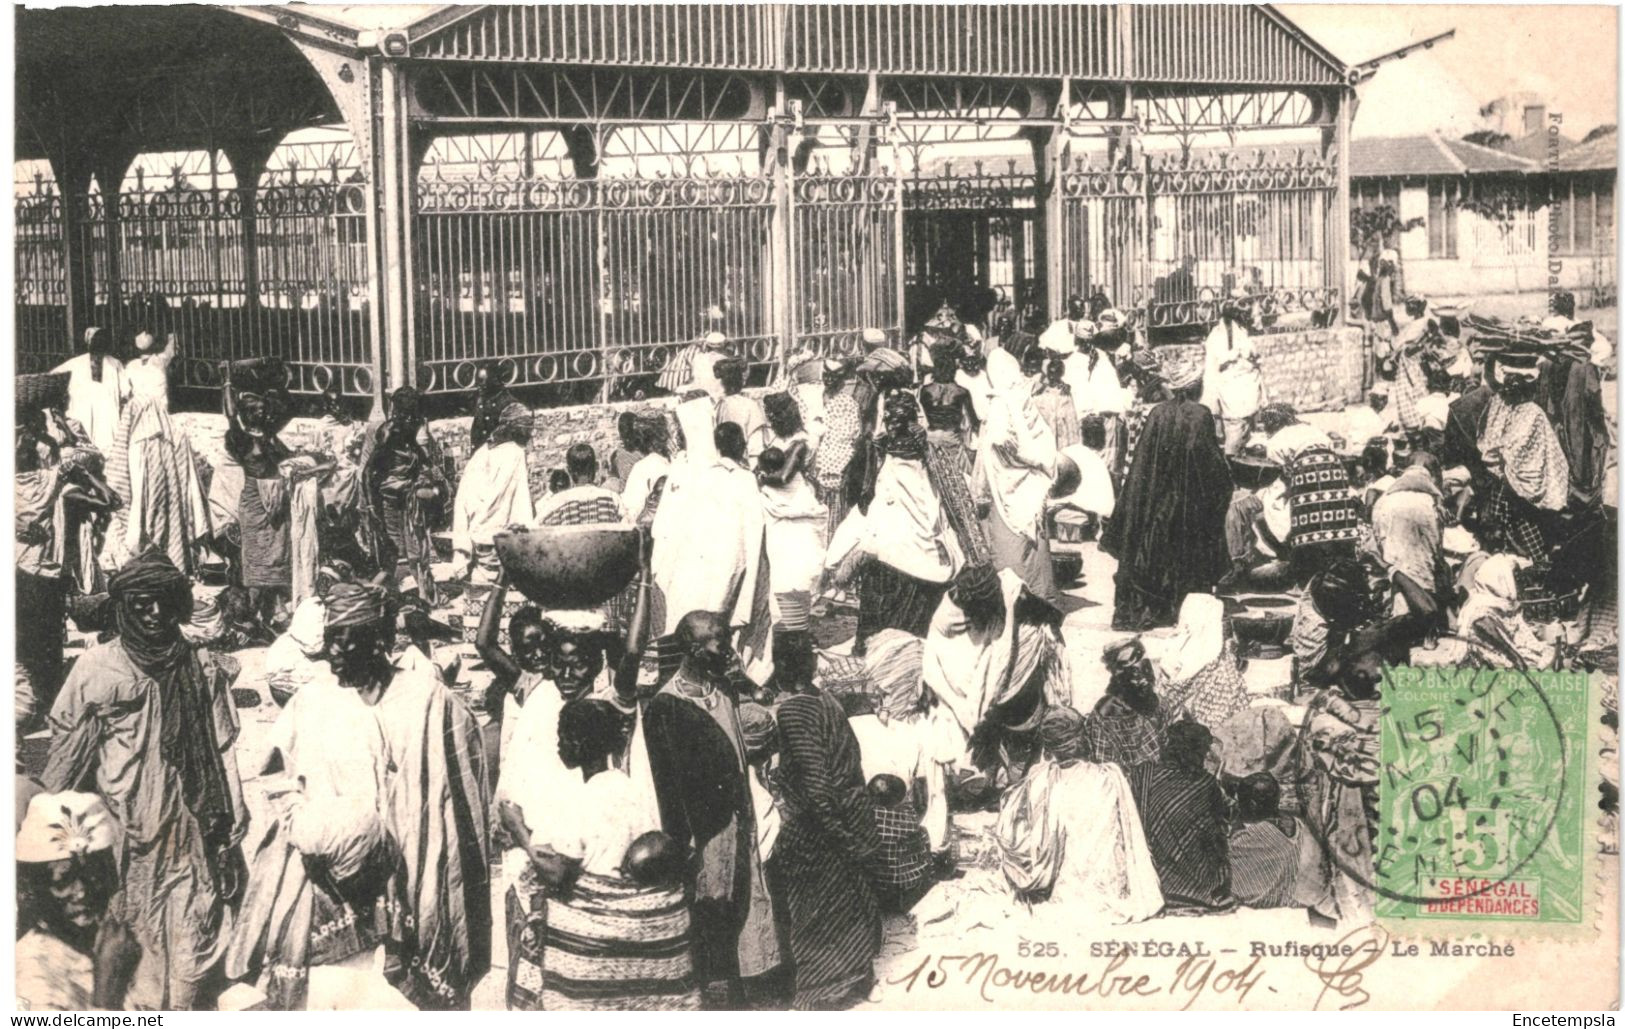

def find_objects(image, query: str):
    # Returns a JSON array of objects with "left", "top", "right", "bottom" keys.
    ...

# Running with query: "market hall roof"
[
  {"left": 21, "top": 2, "right": 1352, "bottom": 87},
  {"left": 399, "top": 3, "right": 1349, "bottom": 86},
  {"left": 1349, "top": 133, "right": 1541, "bottom": 179}
]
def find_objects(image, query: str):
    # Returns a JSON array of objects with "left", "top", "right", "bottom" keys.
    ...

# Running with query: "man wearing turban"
[
  {"left": 45, "top": 549, "right": 247, "bottom": 1009},
  {"left": 16, "top": 791, "right": 142, "bottom": 1012},
  {"left": 319, "top": 582, "right": 493, "bottom": 1010}
]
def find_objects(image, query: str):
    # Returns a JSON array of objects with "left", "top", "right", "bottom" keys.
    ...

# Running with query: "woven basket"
[{"left": 16, "top": 372, "right": 69, "bottom": 410}]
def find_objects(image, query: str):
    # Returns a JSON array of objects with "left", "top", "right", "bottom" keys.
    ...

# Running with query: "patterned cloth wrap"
[
  {"left": 1284, "top": 446, "right": 1361, "bottom": 548},
  {"left": 872, "top": 803, "right": 933, "bottom": 891},
  {"left": 507, "top": 868, "right": 700, "bottom": 1012}
]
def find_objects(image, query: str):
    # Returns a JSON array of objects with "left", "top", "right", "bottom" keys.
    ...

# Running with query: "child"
[
  {"left": 547, "top": 468, "right": 570, "bottom": 495},
  {"left": 867, "top": 773, "right": 933, "bottom": 912}
]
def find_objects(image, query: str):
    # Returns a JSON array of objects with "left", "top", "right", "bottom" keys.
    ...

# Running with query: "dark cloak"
[
  {"left": 1537, "top": 354, "right": 1610, "bottom": 510},
  {"left": 1100, "top": 398, "right": 1233, "bottom": 628}
]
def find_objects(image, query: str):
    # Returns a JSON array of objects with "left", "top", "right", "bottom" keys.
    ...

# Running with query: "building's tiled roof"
[
  {"left": 1487, "top": 129, "right": 1615, "bottom": 172},
  {"left": 1503, "top": 131, "right": 1580, "bottom": 163},
  {"left": 1557, "top": 131, "right": 1618, "bottom": 172},
  {"left": 1351, "top": 134, "right": 1540, "bottom": 179}
]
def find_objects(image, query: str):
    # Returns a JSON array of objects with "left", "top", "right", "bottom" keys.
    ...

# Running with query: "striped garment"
[
  {"left": 770, "top": 692, "right": 884, "bottom": 1010},
  {"left": 1228, "top": 816, "right": 1331, "bottom": 911},
  {"left": 509, "top": 871, "right": 700, "bottom": 1011},
  {"left": 923, "top": 431, "right": 991, "bottom": 565},
  {"left": 101, "top": 408, "right": 210, "bottom": 575},
  {"left": 1126, "top": 761, "right": 1236, "bottom": 912},
  {"left": 855, "top": 562, "right": 948, "bottom": 653},
  {"left": 1284, "top": 446, "right": 1360, "bottom": 548}
]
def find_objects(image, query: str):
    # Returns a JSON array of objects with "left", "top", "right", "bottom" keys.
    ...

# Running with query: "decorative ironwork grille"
[
  {"left": 413, "top": 172, "right": 779, "bottom": 398},
  {"left": 903, "top": 162, "right": 1040, "bottom": 318},
  {"left": 1143, "top": 149, "right": 1339, "bottom": 331},
  {"left": 15, "top": 190, "right": 66, "bottom": 373},
  {"left": 22, "top": 179, "right": 372, "bottom": 392},
  {"left": 1059, "top": 147, "right": 1339, "bottom": 335},
  {"left": 791, "top": 168, "right": 902, "bottom": 357},
  {"left": 1058, "top": 154, "right": 1146, "bottom": 319}
]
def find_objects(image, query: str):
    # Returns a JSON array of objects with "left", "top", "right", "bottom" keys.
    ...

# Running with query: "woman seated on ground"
[
  {"left": 1226, "top": 772, "right": 1332, "bottom": 913},
  {"left": 995, "top": 706, "right": 1163, "bottom": 924},
  {"left": 1125, "top": 720, "right": 1236, "bottom": 914},
  {"left": 771, "top": 685, "right": 885, "bottom": 1010},
  {"left": 1456, "top": 552, "right": 1556, "bottom": 669},
  {"left": 1298, "top": 643, "right": 1383, "bottom": 927},
  {"left": 1157, "top": 594, "right": 1250, "bottom": 730},
  {"left": 1082, "top": 638, "right": 1171, "bottom": 769},
  {"left": 1295, "top": 557, "right": 1437, "bottom": 690}
]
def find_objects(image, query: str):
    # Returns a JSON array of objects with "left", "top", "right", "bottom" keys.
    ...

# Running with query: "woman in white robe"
[
  {"left": 650, "top": 397, "right": 766, "bottom": 642},
  {"left": 978, "top": 349, "right": 1059, "bottom": 603},
  {"left": 996, "top": 707, "right": 1163, "bottom": 924},
  {"left": 100, "top": 334, "right": 211, "bottom": 574}
]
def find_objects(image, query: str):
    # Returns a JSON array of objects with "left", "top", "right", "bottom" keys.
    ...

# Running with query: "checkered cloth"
[
  {"left": 540, "top": 495, "right": 624, "bottom": 527},
  {"left": 1483, "top": 479, "right": 1550, "bottom": 570},
  {"left": 873, "top": 804, "right": 933, "bottom": 891}
]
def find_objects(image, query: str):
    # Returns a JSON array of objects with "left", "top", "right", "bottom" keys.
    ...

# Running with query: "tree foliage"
[
  {"left": 1350, "top": 205, "right": 1425, "bottom": 255},
  {"left": 1461, "top": 130, "right": 1512, "bottom": 149}
]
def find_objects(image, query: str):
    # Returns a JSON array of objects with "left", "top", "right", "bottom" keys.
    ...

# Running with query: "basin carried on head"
[{"left": 494, "top": 524, "right": 641, "bottom": 608}]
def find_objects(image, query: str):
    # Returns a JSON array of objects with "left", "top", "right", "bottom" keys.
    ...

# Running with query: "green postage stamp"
[{"left": 1375, "top": 666, "right": 1594, "bottom": 926}]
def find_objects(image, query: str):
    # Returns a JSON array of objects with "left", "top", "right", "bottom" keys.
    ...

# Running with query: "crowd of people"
[{"left": 12, "top": 283, "right": 1616, "bottom": 1011}]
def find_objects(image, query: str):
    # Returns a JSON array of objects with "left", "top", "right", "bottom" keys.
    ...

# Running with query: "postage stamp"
[{"left": 1374, "top": 666, "right": 1594, "bottom": 927}]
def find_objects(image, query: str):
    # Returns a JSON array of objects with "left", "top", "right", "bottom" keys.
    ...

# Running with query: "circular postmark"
[{"left": 1287, "top": 662, "right": 1569, "bottom": 909}]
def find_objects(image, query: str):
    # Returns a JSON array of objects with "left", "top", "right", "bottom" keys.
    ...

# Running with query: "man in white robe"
[
  {"left": 451, "top": 402, "right": 536, "bottom": 579},
  {"left": 651, "top": 403, "right": 768, "bottom": 679},
  {"left": 53, "top": 327, "right": 127, "bottom": 456}
]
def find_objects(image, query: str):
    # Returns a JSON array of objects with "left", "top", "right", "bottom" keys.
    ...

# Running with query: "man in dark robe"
[
  {"left": 639, "top": 610, "right": 781, "bottom": 1005},
  {"left": 1100, "top": 369, "right": 1233, "bottom": 630},
  {"left": 469, "top": 361, "right": 520, "bottom": 452},
  {"left": 322, "top": 581, "right": 491, "bottom": 1010},
  {"left": 45, "top": 549, "right": 248, "bottom": 1009}
]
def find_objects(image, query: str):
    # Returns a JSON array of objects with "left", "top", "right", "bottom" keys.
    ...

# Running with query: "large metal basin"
[{"left": 494, "top": 524, "right": 640, "bottom": 607}]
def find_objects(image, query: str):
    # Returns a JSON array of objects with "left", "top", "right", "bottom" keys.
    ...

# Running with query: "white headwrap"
[
  {"left": 1159, "top": 594, "right": 1225, "bottom": 685},
  {"left": 17, "top": 791, "right": 117, "bottom": 863},
  {"left": 288, "top": 596, "right": 328, "bottom": 659}
]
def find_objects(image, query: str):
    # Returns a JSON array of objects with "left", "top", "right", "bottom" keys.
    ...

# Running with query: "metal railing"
[
  {"left": 1060, "top": 147, "right": 1341, "bottom": 334},
  {"left": 15, "top": 191, "right": 67, "bottom": 373},
  {"left": 18, "top": 179, "right": 373, "bottom": 393},
  {"left": 15, "top": 139, "right": 1345, "bottom": 399}
]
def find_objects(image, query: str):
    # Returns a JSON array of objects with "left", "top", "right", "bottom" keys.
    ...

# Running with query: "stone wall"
[
  {"left": 174, "top": 326, "right": 1367, "bottom": 479},
  {"left": 176, "top": 394, "right": 684, "bottom": 502},
  {"left": 1153, "top": 326, "right": 1367, "bottom": 415}
]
